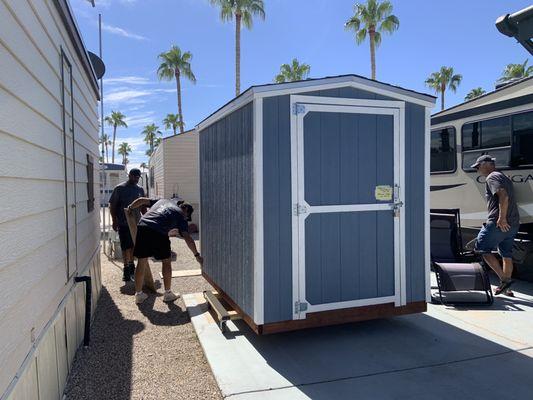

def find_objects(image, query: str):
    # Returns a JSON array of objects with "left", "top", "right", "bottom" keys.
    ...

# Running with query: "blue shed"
[{"left": 198, "top": 75, "right": 436, "bottom": 334}]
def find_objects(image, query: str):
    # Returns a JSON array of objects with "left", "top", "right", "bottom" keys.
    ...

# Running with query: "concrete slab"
[{"left": 183, "top": 279, "right": 533, "bottom": 400}]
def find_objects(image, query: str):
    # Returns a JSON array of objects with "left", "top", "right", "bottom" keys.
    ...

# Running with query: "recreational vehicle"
[{"left": 430, "top": 76, "right": 533, "bottom": 279}]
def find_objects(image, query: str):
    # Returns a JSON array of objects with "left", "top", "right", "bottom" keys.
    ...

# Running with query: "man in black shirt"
[
  {"left": 127, "top": 197, "right": 202, "bottom": 304},
  {"left": 473, "top": 155, "right": 520, "bottom": 295},
  {"left": 109, "top": 168, "right": 145, "bottom": 281}
]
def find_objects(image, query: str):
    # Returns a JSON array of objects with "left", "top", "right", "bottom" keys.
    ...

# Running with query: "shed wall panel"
[
  {"left": 200, "top": 103, "right": 254, "bottom": 317},
  {"left": 262, "top": 87, "right": 427, "bottom": 323}
]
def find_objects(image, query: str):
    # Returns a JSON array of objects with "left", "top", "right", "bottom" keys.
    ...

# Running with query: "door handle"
[{"left": 71, "top": 204, "right": 76, "bottom": 208}]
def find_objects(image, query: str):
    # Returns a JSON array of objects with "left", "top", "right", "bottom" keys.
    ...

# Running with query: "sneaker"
[
  {"left": 494, "top": 279, "right": 513, "bottom": 296},
  {"left": 163, "top": 291, "right": 179, "bottom": 303},
  {"left": 122, "top": 266, "right": 130, "bottom": 282},
  {"left": 504, "top": 289, "right": 514, "bottom": 297},
  {"left": 135, "top": 292, "right": 148, "bottom": 304}
]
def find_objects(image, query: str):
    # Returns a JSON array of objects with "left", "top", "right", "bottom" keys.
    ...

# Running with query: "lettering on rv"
[{"left": 475, "top": 174, "right": 533, "bottom": 184}]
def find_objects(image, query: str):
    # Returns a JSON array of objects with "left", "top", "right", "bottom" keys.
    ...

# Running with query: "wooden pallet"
[
  {"left": 203, "top": 290, "right": 241, "bottom": 332},
  {"left": 159, "top": 269, "right": 202, "bottom": 279}
]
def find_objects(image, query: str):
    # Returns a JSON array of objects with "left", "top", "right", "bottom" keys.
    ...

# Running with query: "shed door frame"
[{"left": 290, "top": 95, "right": 406, "bottom": 320}]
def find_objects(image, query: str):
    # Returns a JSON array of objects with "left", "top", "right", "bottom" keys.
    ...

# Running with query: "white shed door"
[{"left": 290, "top": 97, "right": 406, "bottom": 320}]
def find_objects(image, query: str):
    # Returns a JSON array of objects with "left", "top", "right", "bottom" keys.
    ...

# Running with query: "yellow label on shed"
[{"left": 375, "top": 185, "right": 393, "bottom": 201}]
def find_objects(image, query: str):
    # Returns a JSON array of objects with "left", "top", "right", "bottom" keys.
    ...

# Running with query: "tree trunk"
[
  {"left": 176, "top": 70, "right": 184, "bottom": 134},
  {"left": 173, "top": 125, "right": 177, "bottom": 135},
  {"left": 441, "top": 83, "right": 446, "bottom": 111},
  {"left": 369, "top": 28, "right": 376, "bottom": 80},
  {"left": 111, "top": 125, "right": 116, "bottom": 164},
  {"left": 105, "top": 144, "right": 108, "bottom": 163},
  {"left": 235, "top": 13, "right": 241, "bottom": 97}
]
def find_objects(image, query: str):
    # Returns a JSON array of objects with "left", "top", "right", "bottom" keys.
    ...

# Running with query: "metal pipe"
[
  {"left": 99, "top": 13, "right": 107, "bottom": 254},
  {"left": 74, "top": 276, "right": 92, "bottom": 347}
]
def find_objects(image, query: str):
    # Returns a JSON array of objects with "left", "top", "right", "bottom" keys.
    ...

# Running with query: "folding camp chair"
[{"left": 430, "top": 209, "right": 493, "bottom": 306}]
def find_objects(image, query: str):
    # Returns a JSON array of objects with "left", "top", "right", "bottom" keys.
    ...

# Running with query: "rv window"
[
  {"left": 462, "top": 122, "right": 480, "bottom": 150},
  {"left": 481, "top": 116, "right": 511, "bottom": 148},
  {"left": 512, "top": 111, "right": 533, "bottom": 167},
  {"left": 462, "top": 116, "right": 511, "bottom": 150},
  {"left": 462, "top": 148, "right": 511, "bottom": 170},
  {"left": 431, "top": 127, "right": 456, "bottom": 173}
]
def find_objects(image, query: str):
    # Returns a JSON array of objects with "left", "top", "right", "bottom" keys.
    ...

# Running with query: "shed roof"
[{"left": 197, "top": 74, "right": 436, "bottom": 130}]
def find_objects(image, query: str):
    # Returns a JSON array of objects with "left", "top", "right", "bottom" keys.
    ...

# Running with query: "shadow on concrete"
[
  {"left": 221, "top": 312, "right": 533, "bottom": 399},
  {"left": 63, "top": 287, "right": 144, "bottom": 400}
]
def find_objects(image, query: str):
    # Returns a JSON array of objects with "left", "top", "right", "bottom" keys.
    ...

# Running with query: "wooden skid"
[
  {"left": 159, "top": 269, "right": 202, "bottom": 279},
  {"left": 203, "top": 290, "right": 242, "bottom": 332},
  {"left": 124, "top": 208, "right": 156, "bottom": 292},
  {"left": 202, "top": 272, "right": 426, "bottom": 335}
]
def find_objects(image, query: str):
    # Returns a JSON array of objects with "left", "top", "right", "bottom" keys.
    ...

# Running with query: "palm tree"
[
  {"left": 275, "top": 59, "right": 311, "bottom": 83},
  {"left": 163, "top": 113, "right": 182, "bottom": 135},
  {"left": 499, "top": 59, "right": 533, "bottom": 82},
  {"left": 142, "top": 123, "right": 162, "bottom": 157},
  {"left": 345, "top": 0, "right": 399, "bottom": 80},
  {"left": 104, "top": 111, "right": 127, "bottom": 164},
  {"left": 465, "top": 87, "right": 486, "bottom": 101},
  {"left": 145, "top": 138, "right": 162, "bottom": 157},
  {"left": 157, "top": 46, "right": 196, "bottom": 134},
  {"left": 425, "top": 66, "right": 462, "bottom": 111},
  {"left": 100, "top": 133, "right": 112, "bottom": 163},
  {"left": 210, "top": 0, "right": 265, "bottom": 96},
  {"left": 117, "top": 142, "right": 132, "bottom": 166},
  {"left": 140, "top": 162, "right": 148, "bottom": 172}
]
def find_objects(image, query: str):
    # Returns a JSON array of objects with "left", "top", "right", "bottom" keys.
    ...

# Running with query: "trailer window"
[
  {"left": 431, "top": 127, "right": 456, "bottom": 173},
  {"left": 462, "top": 116, "right": 511, "bottom": 150},
  {"left": 512, "top": 111, "right": 533, "bottom": 167}
]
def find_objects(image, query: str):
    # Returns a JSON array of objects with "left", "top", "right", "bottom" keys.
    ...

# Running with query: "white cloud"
[
  {"left": 102, "top": 23, "right": 147, "bottom": 41},
  {"left": 106, "top": 89, "right": 151, "bottom": 104},
  {"left": 104, "top": 76, "right": 152, "bottom": 85}
]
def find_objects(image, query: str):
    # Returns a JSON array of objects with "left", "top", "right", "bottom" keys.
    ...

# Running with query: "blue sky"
[{"left": 71, "top": 0, "right": 532, "bottom": 168}]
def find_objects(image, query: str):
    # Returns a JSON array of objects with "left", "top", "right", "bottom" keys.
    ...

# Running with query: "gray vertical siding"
[
  {"left": 405, "top": 103, "right": 427, "bottom": 302},
  {"left": 263, "top": 87, "right": 427, "bottom": 323},
  {"left": 199, "top": 102, "right": 254, "bottom": 317}
]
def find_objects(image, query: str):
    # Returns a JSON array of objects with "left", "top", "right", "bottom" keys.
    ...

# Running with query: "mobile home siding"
[
  {"left": 163, "top": 132, "right": 199, "bottom": 202},
  {"left": 0, "top": 1, "right": 101, "bottom": 398},
  {"left": 199, "top": 103, "right": 254, "bottom": 317},
  {"left": 262, "top": 88, "right": 427, "bottom": 323},
  {"left": 150, "top": 144, "right": 165, "bottom": 197}
]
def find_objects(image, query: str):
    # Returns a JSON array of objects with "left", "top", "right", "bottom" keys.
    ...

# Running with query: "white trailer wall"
[{"left": 0, "top": 1, "right": 102, "bottom": 398}]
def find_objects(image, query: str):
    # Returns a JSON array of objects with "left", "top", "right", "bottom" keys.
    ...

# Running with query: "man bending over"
[{"left": 128, "top": 197, "right": 202, "bottom": 304}]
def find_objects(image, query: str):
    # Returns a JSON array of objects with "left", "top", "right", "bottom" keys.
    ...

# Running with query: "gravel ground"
[{"left": 64, "top": 237, "right": 222, "bottom": 400}]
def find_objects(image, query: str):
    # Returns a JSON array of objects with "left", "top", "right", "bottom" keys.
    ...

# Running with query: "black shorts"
[
  {"left": 118, "top": 225, "right": 134, "bottom": 251},
  {"left": 133, "top": 225, "right": 171, "bottom": 260}
]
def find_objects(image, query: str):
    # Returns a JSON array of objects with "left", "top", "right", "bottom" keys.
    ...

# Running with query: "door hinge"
[
  {"left": 294, "top": 301, "right": 308, "bottom": 313},
  {"left": 292, "top": 103, "right": 306, "bottom": 115},
  {"left": 292, "top": 203, "right": 307, "bottom": 216}
]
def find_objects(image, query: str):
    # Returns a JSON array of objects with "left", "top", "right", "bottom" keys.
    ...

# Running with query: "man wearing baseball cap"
[
  {"left": 109, "top": 168, "right": 145, "bottom": 281},
  {"left": 472, "top": 155, "right": 520, "bottom": 296}
]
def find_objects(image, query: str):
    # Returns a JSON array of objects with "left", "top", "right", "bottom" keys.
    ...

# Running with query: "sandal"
[{"left": 494, "top": 280, "right": 513, "bottom": 296}]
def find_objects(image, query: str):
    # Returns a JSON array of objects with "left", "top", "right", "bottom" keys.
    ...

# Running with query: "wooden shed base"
[{"left": 202, "top": 272, "right": 427, "bottom": 335}]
